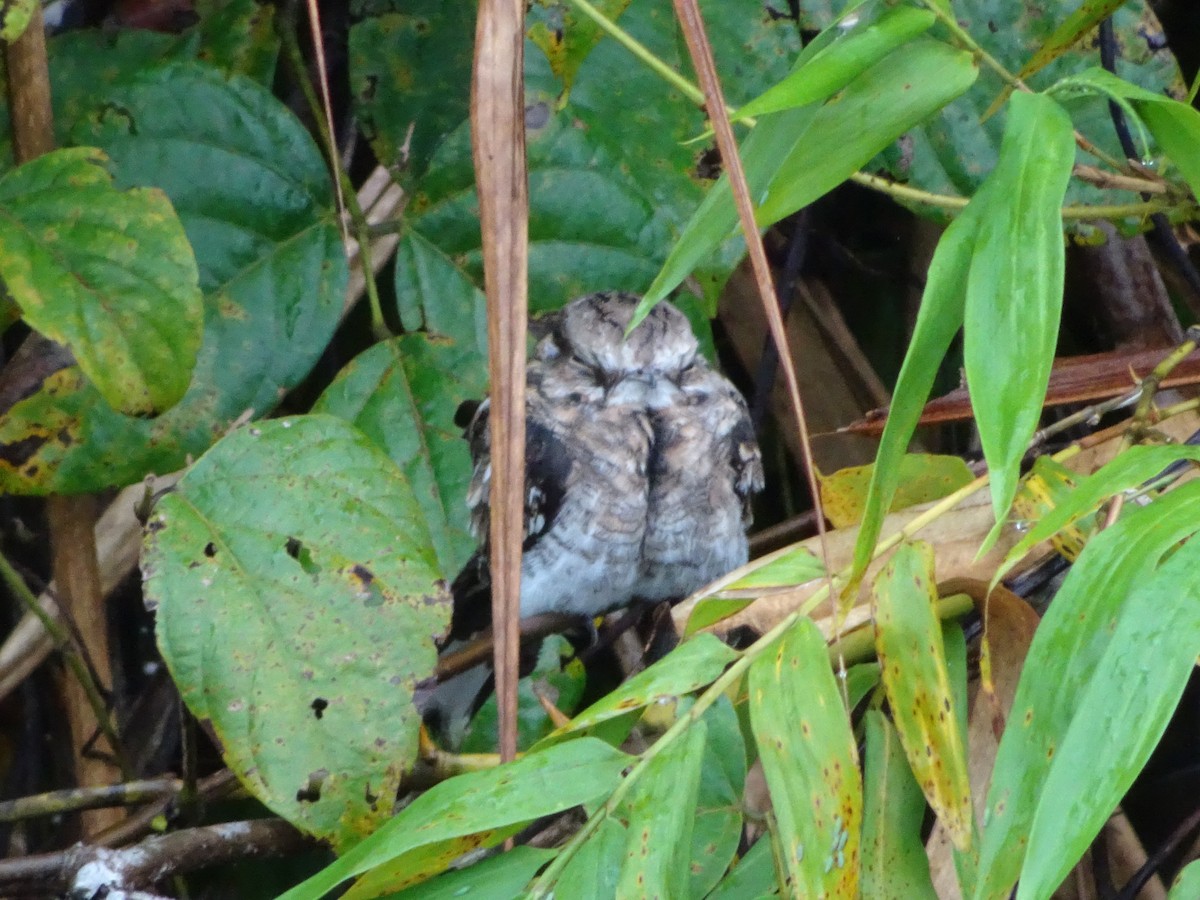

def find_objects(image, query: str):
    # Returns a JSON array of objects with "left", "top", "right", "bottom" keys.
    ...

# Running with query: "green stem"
[
  {"left": 0, "top": 551, "right": 132, "bottom": 779},
  {"left": 279, "top": 1, "right": 389, "bottom": 338}
]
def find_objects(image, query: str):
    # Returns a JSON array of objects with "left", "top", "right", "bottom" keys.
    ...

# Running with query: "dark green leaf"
[
  {"left": 687, "top": 698, "right": 746, "bottom": 897},
  {"left": 378, "top": 846, "right": 555, "bottom": 900}
]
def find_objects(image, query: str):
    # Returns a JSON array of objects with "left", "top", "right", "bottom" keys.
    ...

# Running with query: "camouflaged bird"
[{"left": 448, "top": 291, "right": 764, "bottom": 641}]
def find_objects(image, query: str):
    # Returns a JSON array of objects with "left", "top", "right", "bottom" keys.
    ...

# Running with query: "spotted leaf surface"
[
  {"left": 143, "top": 415, "right": 448, "bottom": 850},
  {"left": 873, "top": 540, "right": 972, "bottom": 850},
  {"left": 0, "top": 147, "right": 202, "bottom": 415},
  {"left": 749, "top": 617, "right": 862, "bottom": 898}
]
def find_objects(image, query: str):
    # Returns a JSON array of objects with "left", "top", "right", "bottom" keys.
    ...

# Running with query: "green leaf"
[
  {"left": 527, "top": 0, "right": 633, "bottom": 99},
  {"left": 313, "top": 336, "right": 486, "bottom": 579},
  {"left": 615, "top": 721, "right": 708, "bottom": 898},
  {"left": 963, "top": 91, "right": 1075, "bottom": 543},
  {"left": 687, "top": 698, "right": 746, "bottom": 897},
  {"left": 393, "top": 0, "right": 801, "bottom": 326},
  {"left": 873, "top": 542, "right": 972, "bottom": 850},
  {"left": 724, "top": 546, "right": 825, "bottom": 590},
  {"left": 1016, "top": 530, "right": 1200, "bottom": 899},
  {"left": 0, "top": 147, "right": 202, "bottom": 415},
  {"left": 850, "top": 195, "right": 979, "bottom": 589},
  {"left": 1017, "top": 1, "right": 1127, "bottom": 83},
  {"left": 349, "top": 2, "right": 476, "bottom": 186},
  {"left": 728, "top": 5, "right": 935, "bottom": 122},
  {"left": 556, "top": 817, "right": 626, "bottom": 900},
  {"left": 996, "top": 444, "right": 1200, "bottom": 584},
  {"left": 192, "top": 0, "right": 280, "bottom": 83},
  {"left": 860, "top": 711, "right": 937, "bottom": 900},
  {"left": 1168, "top": 860, "right": 1200, "bottom": 900},
  {"left": 749, "top": 617, "right": 861, "bottom": 897},
  {"left": 974, "top": 481, "right": 1200, "bottom": 900},
  {"left": 0, "top": 62, "right": 345, "bottom": 494},
  {"left": 706, "top": 835, "right": 780, "bottom": 899},
  {"left": 647, "top": 38, "right": 978, "bottom": 305},
  {"left": 377, "top": 847, "right": 556, "bottom": 900},
  {"left": 1053, "top": 66, "right": 1200, "bottom": 202},
  {"left": 280, "top": 738, "right": 632, "bottom": 900},
  {"left": 540, "top": 634, "right": 739, "bottom": 742},
  {"left": 144, "top": 416, "right": 446, "bottom": 850}
]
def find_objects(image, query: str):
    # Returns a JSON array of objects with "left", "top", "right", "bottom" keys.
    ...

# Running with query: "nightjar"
[{"left": 448, "top": 291, "right": 764, "bottom": 641}]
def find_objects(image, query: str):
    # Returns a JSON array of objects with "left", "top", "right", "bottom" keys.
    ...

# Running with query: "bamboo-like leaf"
[
  {"left": 615, "top": 722, "right": 708, "bottom": 898},
  {"left": 749, "top": 617, "right": 861, "bottom": 897},
  {"left": 873, "top": 541, "right": 972, "bottom": 850},
  {"left": 849, "top": 200, "right": 979, "bottom": 589},
  {"left": 963, "top": 91, "right": 1074, "bottom": 545},
  {"left": 996, "top": 444, "right": 1200, "bottom": 584},
  {"left": 1016, "top": 532, "right": 1200, "bottom": 899},
  {"left": 280, "top": 738, "right": 631, "bottom": 900},
  {"left": 728, "top": 5, "right": 935, "bottom": 123},
  {"left": 1169, "top": 860, "right": 1200, "bottom": 900},
  {"left": 974, "top": 481, "right": 1200, "bottom": 899},
  {"left": 860, "top": 711, "right": 938, "bottom": 899},
  {"left": 644, "top": 38, "right": 976, "bottom": 307},
  {"left": 820, "top": 454, "right": 973, "bottom": 529},
  {"left": 1054, "top": 67, "right": 1200, "bottom": 201}
]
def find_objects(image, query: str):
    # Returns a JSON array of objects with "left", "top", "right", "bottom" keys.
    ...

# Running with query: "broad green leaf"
[
  {"left": 749, "top": 617, "right": 861, "bottom": 898},
  {"left": 860, "top": 711, "right": 937, "bottom": 900},
  {"left": 683, "top": 597, "right": 756, "bottom": 637},
  {"left": 1168, "top": 860, "right": 1200, "bottom": 900},
  {"left": 348, "top": 2, "right": 476, "bottom": 186},
  {"left": 144, "top": 416, "right": 446, "bottom": 850},
  {"left": 996, "top": 444, "right": 1200, "bottom": 584},
  {"left": 820, "top": 454, "right": 973, "bottom": 529},
  {"left": 706, "top": 835, "right": 781, "bottom": 899},
  {"left": 975, "top": 482, "right": 1200, "bottom": 899},
  {"left": 615, "top": 722, "right": 708, "bottom": 898},
  {"left": 313, "top": 336, "right": 486, "bottom": 579},
  {"left": 0, "top": 147, "right": 202, "bottom": 415},
  {"left": 647, "top": 38, "right": 978, "bottom": 306},
  {"left": 873, "top": 542, "right": 971, "bottom": 850},
  {"left": 0, "top": 61, "right": 344, "bottom": 493},
  {"left": 728, "top": 5, "right": 935, "bottom": 122},
  {"left": 280, "top": 738, "right": 631, "bottom": 900},
  {"left": 1016, "top": 534, "right": 1200, "bottom": 899},
  {"left": 379, "top": 847, "right": 556, "bottom": 900},
  {"left": 687, "top": 698, "right": 746, "bottom": 897},
  {"left": 845, "top": 662, "right": 881, "bottom": 710},
  {"left": 527, "top": 0, "right": 633, "bottom": 99},
  {"left": 541, "top": 634, "right": 739, "bottom": 740},
  {"left": 192, "top": 0, "right": 279, "bottom": 83},
  {"left": 963, "top": 91, "right": 1074, "bottom": 544},
  {"left": 850, "top": 196, "right": 979, "bottom": 589},
  {"left": 387, "top": 0, "right": 799, "bottom": 325}
]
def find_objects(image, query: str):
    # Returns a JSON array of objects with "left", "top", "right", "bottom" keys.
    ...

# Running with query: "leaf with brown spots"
[
  {"left": 873, "top": 540, "right": 972, "bottom": 851},
  {"left": 0, "top": 147, "right": 202, "bottom": 415},
  {"left": 614, "top": 720, "right": 707, "bottom": 899},
  {"left": 144, "top": 415, "right": 448, "bottom": 850},
  {"left": 749, "top": 616, "right": 861, "bottom": 898}
]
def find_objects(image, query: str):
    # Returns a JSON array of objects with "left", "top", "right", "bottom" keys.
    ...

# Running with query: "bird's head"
[{"left": 540, "top": 291, "right": 698, "bottom": 381}]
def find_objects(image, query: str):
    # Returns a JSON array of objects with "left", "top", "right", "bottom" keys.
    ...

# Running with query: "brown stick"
[{"left": 471, "top": 0, "right": 529, "bottom": 764}]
